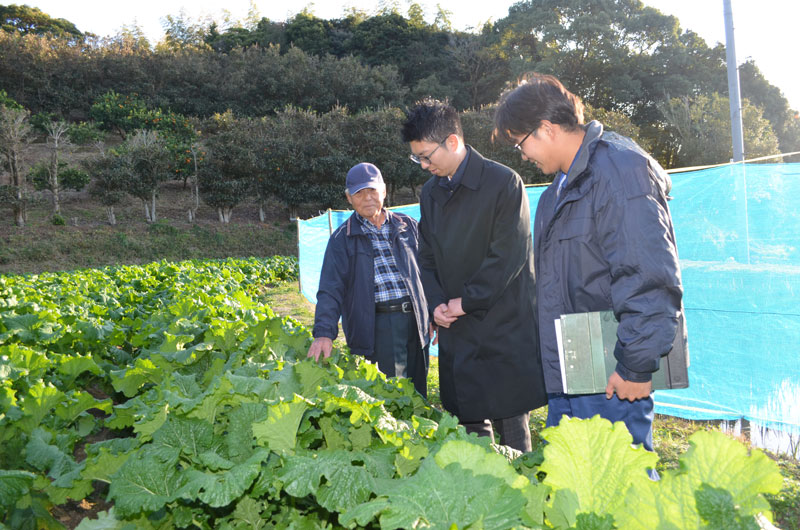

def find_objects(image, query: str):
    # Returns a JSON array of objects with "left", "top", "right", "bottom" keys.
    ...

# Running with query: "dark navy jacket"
[
  {"left": 535, "top": 121, "right": 684, "bottom": 392},
  {"left": 313, "top": 210, "right": 430, "bottom": 357}
]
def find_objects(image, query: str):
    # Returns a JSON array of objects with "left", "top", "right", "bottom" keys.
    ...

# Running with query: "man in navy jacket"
[
  {"left": 307, "top": 163, "right": 430, "bottom": 397},
  {"left": 494, "top": 74, "right": 684, "bottom": 453}
]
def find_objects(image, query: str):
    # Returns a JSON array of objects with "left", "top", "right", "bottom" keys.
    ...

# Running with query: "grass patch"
[
  {"left": 0, "top": 181, "right": 299, "bottom": 275},
  {"left": 0, "top": 221, "right": 296, "bottom": 275}
]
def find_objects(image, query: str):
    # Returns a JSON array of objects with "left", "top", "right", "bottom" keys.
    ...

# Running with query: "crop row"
[{"left": 0, "top": 257, "right": 784, "bottom": 528}]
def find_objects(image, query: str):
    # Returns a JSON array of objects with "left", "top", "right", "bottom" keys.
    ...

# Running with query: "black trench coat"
[{"left": 418, "top": 146, "right": 547, "bottom": 422}]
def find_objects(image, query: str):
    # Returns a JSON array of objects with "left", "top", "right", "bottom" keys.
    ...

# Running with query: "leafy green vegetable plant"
[{"left": 0, "top": 257, "right": 784, "bottom": 529}]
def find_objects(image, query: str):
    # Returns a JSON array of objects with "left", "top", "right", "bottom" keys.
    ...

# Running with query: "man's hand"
[
  {"left": 446, "top": 297, "right": 465, "bottom": 318},
  {"left": 605, "top": 371, "right": 652, "bottom": 401},
  {"left": 433, "top": 303, "right": 458, "bottom": 328},
  {"left": 429, "top": 323, "right": 439, "bottom": 345},
  {"left": 307, "top": 337, "right": 333, "bottom": 362}
]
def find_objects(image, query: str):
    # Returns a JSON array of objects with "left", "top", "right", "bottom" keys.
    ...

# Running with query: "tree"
[
  {"left": 739, "top": 60, "right": 800, "bottom": 161},
  {"left": 258, "top": 107, "right": 322, "bottom": 220},
  {"left": 284, "top": 11, "right": 332, "bottom": 57},
  {"left": 198, "top": 120, "right": 254, "bottom": 223},
  {"left": 345, "top": 107, "right": 419, "bottom": 204},
  {"left": 0, "top": 105, "right": 32, "bottom": 226},
  {"left": 584, "top": 102, "right": 650, "bottom": 152},
  {"left": 159, "top": 10, "right": 210, "bottom": 50},
  {"left": 0, "top": 89, "right": 22, "bottom": 110},
  {"left": 251, "top": 119, "right": 277, "bottom": 223},
  {"left": 779, "top": 113, "right": 800, "bottom": 163},
  {"left": 204, "top": 17, "right": 285, "bottom": 53},
  {"left": 83, "top": 145, "right": 127, "bottom": 225},
  {"left": 118, "top": 130, "right": 172, "bottom": 222},
  {"left": 492, "top": 0, "right": 729, "bottom": 163},
  {"left": 42, "top": 120, "right": 70, "bottom": 215},
  {"left": 461, "top": 106, "right": 544, "bottom": 185},
  {"left": 28, "top": 161, "right": 90, "bottom": 206},
  {"left": 659, "top": 93, "right": 780, "bottom": 167},
  {"left": 183, "top": 141, "right": 203, "bottom": 222},
  {"left": 433, "top": 4, "right": 453, "bottom": 31},
  {"left": 90, "top": 91, "right": 152, "bottom": 140},
  {"left": 0, "top": 4, "right": 82, "bottom": 39},
  {"left": 446, "top": 33, "right": 508, "bottom": 109}
]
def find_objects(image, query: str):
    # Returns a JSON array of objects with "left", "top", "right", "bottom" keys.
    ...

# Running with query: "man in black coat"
[{"left": 401, "top": 98, "right": 547, "bottom": 452}]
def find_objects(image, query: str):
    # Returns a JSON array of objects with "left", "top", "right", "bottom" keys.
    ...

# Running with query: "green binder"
[{"left": 555, "top": 311, "right": 689, "bottom": 395}]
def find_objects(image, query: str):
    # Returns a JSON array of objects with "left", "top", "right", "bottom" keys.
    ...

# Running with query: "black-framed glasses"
[
  {"left": 514, "top": 129, "right": 536, "bottom": 151},
  {"left": 409, "top": 138, "right": 447, "bottom": 165}
]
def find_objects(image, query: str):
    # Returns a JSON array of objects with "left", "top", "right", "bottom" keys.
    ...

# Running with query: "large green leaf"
[
  {"left": 24, "top": 428, "right": 80, "bottom": 481},
  {"left": 252, "top": 396, "right": 309, "bottom": 453},
  {"left": 319, "top": 415, "right": 350, "bottom": 450},
  {"left": 176, "top": 448, "right": 268, "bottom": 507},
  {"left": 694, "top": 484, "right": 760, "bottom": 530},
  {"left": 132, "top": 402, "right": 168, "bottom": 441},
  {"left": 295, "top": 359, "right": 336, "bottom": 398},
  {"left": 150, "top": 415, "right": 214, "bottom": 464},
  {"left": 1, "top": 313, "right": 56, "bottom": 344},
  {"left": 434, "top": 439, "right": 529, "bottom": 490},
  {"left": 57, "top": 355, "right": 102, "bottom": 386},
  {"left": 230, "top": 497, "right": 267, "bottom": 530},
  {"left": 265, "top": 361, "right": 304, "bottom": 401},
  {"left": 19, "top": 381, "right": 65, "bottom": 432},
  {"left": 226, "top": 373, "right": 273, "bottom": 400},
  {"left": 2, "top": 343, "right": 49, "bottom": 379},
  {"left": 340, "top": 456, "right": 526, "bottom": 529},
  {"left": 0, "top": 382, "right": 17, "bottom": 411},
  {"left": 110, "top": 358, "right": 162, "bottom": 398},
  {"left": 278, "top": 450, "right": 381, "bottom": 513},
  {"left": 540, "top": 415, "right": 658, "bottom": 522},
  {"left": 107, "top": 452, "right": 185, "bottom": 517},
  {"left": 319, "top": 384, "right": 386, "bottom": 424},
  {"left": 185, "top": 376, "right": 239, "bottom": 424},
  {"left": 613, "top": 430, "right": 783, "bottom": 528},
  {"left": 54, "top": 390, "right": 112, "bottom": 425},
  {"left": 679, "top": 430, "right": 784, "bottom": 515},
  {"left": 0, "top": 469, "right": 36, "bottom": 508},
  {"left": 224, "top": 402, "right": 268, "bottom": 460},
  {"left": 81, "top": 448, "right": 133, "bottom": 483}
]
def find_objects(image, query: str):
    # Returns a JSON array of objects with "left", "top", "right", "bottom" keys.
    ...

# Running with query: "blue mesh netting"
[{"left": 298, "top": 163, "right": 800, "bottom": 434}]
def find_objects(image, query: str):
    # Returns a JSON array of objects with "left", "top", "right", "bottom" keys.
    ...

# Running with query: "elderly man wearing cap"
[{"left": 307, "top": 162, "right": 431, "bottom": 396}]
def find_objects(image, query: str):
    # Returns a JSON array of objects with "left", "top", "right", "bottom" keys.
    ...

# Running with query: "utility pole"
[{"left": 723, "top": 0, "right": 745, "bottom": 162}]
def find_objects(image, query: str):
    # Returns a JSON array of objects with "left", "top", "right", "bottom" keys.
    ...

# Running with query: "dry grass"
[{"left": 0, "top": 179, "right": 300, "bottom": 275}]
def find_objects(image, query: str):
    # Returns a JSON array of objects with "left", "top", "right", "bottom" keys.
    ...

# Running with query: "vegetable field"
[{"left": 0, "top": 258, "right": 786, "bottom": 528}]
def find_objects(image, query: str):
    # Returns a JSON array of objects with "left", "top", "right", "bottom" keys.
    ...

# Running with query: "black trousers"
[
  {"left": 372, "top": 307, "right": 428, "bottom": 398},
  {"left": 461, "top": 413, "right": 532, "bottom": 453}
]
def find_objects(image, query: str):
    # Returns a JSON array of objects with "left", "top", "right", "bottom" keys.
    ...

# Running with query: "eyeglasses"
[
  {"left": 514, "top": 129, "right": 536, "bottom": 151},
  {"left": 409, "top": 138, "right": 448, "bottom": 165}
]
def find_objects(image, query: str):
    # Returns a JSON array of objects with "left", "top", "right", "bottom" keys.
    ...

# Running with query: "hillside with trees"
[{"left": 1, "top": 0, "right": 799, "bottom": 232}]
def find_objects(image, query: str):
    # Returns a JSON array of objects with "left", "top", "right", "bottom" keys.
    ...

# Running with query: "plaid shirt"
[{"left": 356, "top": 211, "right": 410, "bottom": 302}]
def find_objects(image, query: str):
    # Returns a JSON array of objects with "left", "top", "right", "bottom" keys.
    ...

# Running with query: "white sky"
[{"left": 19, "top": 0, "right": 800, "bottom": 111}]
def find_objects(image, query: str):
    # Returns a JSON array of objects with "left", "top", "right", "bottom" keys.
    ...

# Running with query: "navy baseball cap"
[{"left": 346, "top": 163, "right": 385, "bottom": 195}]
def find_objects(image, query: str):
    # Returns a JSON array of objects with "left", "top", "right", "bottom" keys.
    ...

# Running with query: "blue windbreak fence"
[{"left": 297, "top": 163, "right": 800, "bottom": 436}]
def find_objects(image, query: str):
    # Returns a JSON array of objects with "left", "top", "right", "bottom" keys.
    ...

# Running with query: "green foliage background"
[{"left": 2, "top": 0, "right": 800, "bottom": 227}]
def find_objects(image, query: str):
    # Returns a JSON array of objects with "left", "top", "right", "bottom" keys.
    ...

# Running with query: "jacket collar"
[
  {"left": 345, "top": 209, "right": 405, "bottom": 236},
  {"left": 567, "top": 120, "right": 672, "bottom": 197},
  {"left": 565, "top": 120, "right": 603, "bottom": 185},
  {"left": 430, "top": 145, "right": 484, "bottom": 205}
]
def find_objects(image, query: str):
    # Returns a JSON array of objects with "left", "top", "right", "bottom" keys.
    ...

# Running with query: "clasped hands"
[
  {"left": 427, "top": 298, "right": 464, "bottom": 346},
  {"left": 433, "top": 297, "right": 464, "bottom": 328}
]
